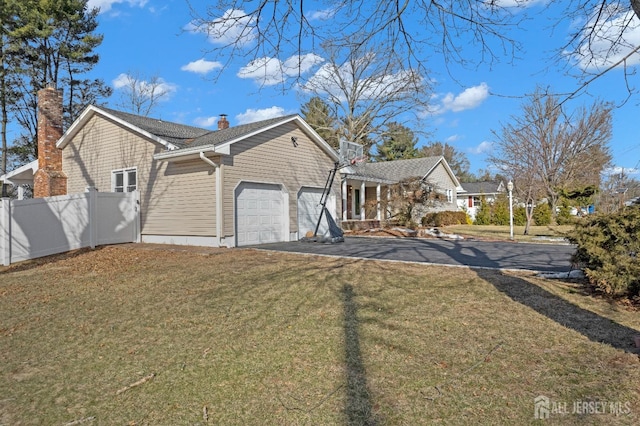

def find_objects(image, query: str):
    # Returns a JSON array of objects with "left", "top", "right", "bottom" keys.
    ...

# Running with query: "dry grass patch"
[
  {"left": 446, "top": 224, "right": 573, "bottom": 242},
  {"left": 0, "top": 245, "right": 638, "bottom": 425}
]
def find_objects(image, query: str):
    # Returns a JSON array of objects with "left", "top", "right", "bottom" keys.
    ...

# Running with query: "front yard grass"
[
  {"left": 0, "top": 245, "right": 638, "bottom": 425},
  {"left": 446, "top": 224, "right": 574, "bottom": 242}
]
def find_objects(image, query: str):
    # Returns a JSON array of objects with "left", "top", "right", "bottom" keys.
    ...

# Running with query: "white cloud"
[
  {"left": 572, "top": 7, "right": 640, "bottom": 70},
  {"left": 309, "top": 8, "right": 337, "bottom": 20},
  {"left": 485, "top": 0, "right": 547, "bottom": 7},
  {"left": 445, "top": 134, "right": 461, "bottom": 143},
  {"left": 603, "top": 166, "right": 639, "bottom": 176},
  {"left": 87, "top": 0, "right": 147, "bottom": 14},
  {"left": 238, "top": 54, "right": 324, "bottom": 86},
  {"left": 186, "top": 9, "right": 256, "bottom": 47},
  {"left": 236, "top": 107, "right": 289, "bottom": 124},
  {"left": 432, "top": 83, "right": 490, "bottom": 114},
  {"left": 302, "top": 57, "right": 422, "bottom": 103},
  {"left": 181, "top": 59, "right": 223, "bottom": 75},
  {"left": 469, "top": 141, "right": 493, "bottom": 154},
  {"left": 193, "top": 116, "right": 219, "bottom": 128},
  {"left": 112, "top": 73, "right": 177, "bottom": 100}
]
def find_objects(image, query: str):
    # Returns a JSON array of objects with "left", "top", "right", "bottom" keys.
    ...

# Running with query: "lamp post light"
[{"left": 507, "top": 180, "right": 514, "bottom": 240}]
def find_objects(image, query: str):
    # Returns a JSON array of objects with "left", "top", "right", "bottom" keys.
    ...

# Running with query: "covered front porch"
[{"left": 340, "top": 174, "right": 394, "bottom": 222}]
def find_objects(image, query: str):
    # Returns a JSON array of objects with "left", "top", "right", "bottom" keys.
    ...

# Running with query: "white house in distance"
[{"left": 457, "top": 180, "right": 506, "bottom": 221}]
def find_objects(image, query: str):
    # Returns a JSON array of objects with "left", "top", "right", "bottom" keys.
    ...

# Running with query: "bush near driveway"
[{"left": 568, "top": 206, "right": 640, "bottom": 299}]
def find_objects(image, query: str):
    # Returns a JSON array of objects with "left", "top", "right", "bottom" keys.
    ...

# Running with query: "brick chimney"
[
  {"left": 218, "top": 114, "right": 229, "bottom": 130},
  {"left": 33, "top": 85, "right": 67, "bottom": 198}
]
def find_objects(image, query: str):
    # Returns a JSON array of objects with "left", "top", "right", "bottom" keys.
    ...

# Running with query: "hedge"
[{"left": 422, "top": 211, "right": 470, "bottom": 227}]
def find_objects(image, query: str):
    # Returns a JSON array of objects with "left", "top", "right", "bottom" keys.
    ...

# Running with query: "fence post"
[
  {"left": 1, "top": 198, "right": 11, "bottom": 266},
  {"left": 86, "top": 186, "right": 98, "bottom": 249},
  {"left": 134, "top": 190, "right": 141, "bottom": 243}
]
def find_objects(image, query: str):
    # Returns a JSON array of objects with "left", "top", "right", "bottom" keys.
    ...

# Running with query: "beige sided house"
[
  {"left": 341, "top": 156, "right": 462, "bottom": 226},
  {"left": 4, "top": 87, "right": 340, "bottom": 247}
]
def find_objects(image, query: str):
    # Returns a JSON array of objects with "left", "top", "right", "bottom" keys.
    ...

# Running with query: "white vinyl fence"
[{"left": 0, "top": 187, "right": 140, "bottom": 266}]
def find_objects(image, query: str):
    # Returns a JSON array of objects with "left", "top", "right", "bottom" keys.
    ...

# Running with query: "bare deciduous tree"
[
  {"left": 114, "top": 71, "right": 174, "bottom": 117},
  {"left": 300, "top": 41, "right": 432, "bottom": 155},
  {"left": 189, "top": 1, "right": 640, "bottom": 98},
  {"left": 489, "top": 88, "right": 613, "bottom": 225},
  {"left": 386, "top": 177, "right": 444, "bottom": 227}
]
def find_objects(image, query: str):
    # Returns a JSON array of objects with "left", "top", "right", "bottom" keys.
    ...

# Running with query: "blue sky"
[{"left": 83, "top": 0, "right": 640, "bottom": 176}]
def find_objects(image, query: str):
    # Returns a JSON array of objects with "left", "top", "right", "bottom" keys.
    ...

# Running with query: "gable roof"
[
  {"left": 0, "top": 160, "right": 38, "bottom": 185},
  {"left": 57, "top": 106, "right": 339, "bottom": 162},
  {"left": 99, "top": 107, "right": 211, "bottom": 148},
  {"left": 347, "top": 156, "right": 462, "bottom": 188},
  {"left": 460, "top": 180, "right": 505, "bottom": 195}
]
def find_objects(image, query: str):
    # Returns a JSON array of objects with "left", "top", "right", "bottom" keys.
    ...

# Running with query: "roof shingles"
[
  {"left": 349, "top": 157, "right": 442, "bottom": 183},
  {"left": 100, "top": 107, "right": 299, "bottom": 151}
]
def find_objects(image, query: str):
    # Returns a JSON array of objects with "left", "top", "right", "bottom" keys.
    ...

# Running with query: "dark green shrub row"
[
  {"left": 422, "top": 211, "right": 470, "bottom": 227},
  {"left": 474, "top": 195, "right": 551, "bottom": 226},
  {"left": 567, "top": 207, "right": 640, "bottom": 299}
]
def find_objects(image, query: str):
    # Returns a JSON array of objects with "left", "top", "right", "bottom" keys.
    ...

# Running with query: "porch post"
[
  {"left": 17, "top": 186, "right": 25, "bottom": 200},
  {"left": 386, "top": 185, "right": 391, "bottom": 219},
  {"left": 360, "top": 181, "right": 365, "bottom": 220},
  {"left": 376, "top": 184, "right": 381, "bottom": 220},
  {"left": 342, "top": 178, "right": 347, "bottom": 221}
]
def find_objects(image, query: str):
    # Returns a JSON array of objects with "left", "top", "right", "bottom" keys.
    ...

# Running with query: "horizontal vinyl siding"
[
  {"left": 63, "top": 115, "right": 158, "bottom": 195},
  {"left": 62, "top": 115, "right": 216, "bottom": 238},
  {"left": 223, "top": 122, "right": 339, "bottom": 237},
  {"left": 144, "top": 160, "right": 215, "bottom": 236},
  {"left": 428, "top": 162, "right": 458, "bottom": 209}
]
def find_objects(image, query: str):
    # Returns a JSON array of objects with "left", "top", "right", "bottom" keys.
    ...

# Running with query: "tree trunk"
[{"left": 632, "top": 0, "right": 640, "bottom": 20}]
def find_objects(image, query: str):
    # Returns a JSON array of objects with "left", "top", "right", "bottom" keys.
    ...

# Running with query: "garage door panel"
[
  {"left": 236, "top": 183, "right": 286, "bottom": 246},
  {"left": 298, "top": 187, "right": 336, "bottom": 238}
]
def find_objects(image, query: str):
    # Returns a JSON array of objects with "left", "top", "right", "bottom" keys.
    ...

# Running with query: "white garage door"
[
  {"left": 236, "top": 183, "right": 286, "bottom": 246},
  {"left": 298, "top": 187, "right": 336, "bottom": 238}
]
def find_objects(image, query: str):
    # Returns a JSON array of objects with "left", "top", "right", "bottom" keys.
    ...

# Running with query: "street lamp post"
[{"left": 507, "top": 180, "right": 514, "bottom": 240}]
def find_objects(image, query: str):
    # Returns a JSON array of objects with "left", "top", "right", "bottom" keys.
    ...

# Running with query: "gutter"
[{"left": 154, "top": 144, "right": 230, "bottom": 161}]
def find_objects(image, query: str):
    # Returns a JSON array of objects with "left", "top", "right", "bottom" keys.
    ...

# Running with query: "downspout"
[
  {"left": 199, "top": 152, "right": 224, "bottom": 247},
  {"left": 199, "top": 151, "right": 218, "bottom": 169}
]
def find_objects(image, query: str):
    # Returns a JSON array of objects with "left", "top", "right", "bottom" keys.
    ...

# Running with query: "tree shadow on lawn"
[
  {"left": 476, "top": 268, "right": 639, "bottom": 354},
  {"left": 342, "top": 283, "right": 381, "bottom": 425},
  {"left": 434, "top": 240, "right": 640, "bottom": 354}
]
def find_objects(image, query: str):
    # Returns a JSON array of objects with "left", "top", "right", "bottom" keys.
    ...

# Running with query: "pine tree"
[
  {"left": 373, "top": 122, "right": 420, "bottom": 161},
  {"left": 301, "top": 97, "right": 339, "bottom": 148},
  {"left": 7, "top": 0, "right": 111, "bottom": 162}
]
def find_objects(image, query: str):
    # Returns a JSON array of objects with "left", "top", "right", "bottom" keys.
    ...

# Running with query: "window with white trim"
[
  {"left": 112, "top": 168, "right": 137, "bottom": 192},
  {"left": 446, "top": 189, "right": 453, "bottom": 203}
]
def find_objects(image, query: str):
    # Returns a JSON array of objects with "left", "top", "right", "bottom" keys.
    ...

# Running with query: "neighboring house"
[
  {"left": 457, "top": 180, "right": 506, "bottom": 221},
  {"left": 341, "top": 156, "right": 462, "bottom": 223},
  {"left": 1, "top": 86, "right": 341, "bottom": 247}
]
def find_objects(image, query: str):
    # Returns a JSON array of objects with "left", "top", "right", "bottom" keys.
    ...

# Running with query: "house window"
[
  {"left": 446, "top": 189, "right": 453, "bottom": 203},
  {"left": 112, "top": 168, "right": 137, "bottom": 192}
]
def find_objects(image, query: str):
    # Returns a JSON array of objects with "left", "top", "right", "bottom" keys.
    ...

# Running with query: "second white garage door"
[
  {"left": 298, "top": 187, "right": 336, "bottom": 239},
  {"left": 236, "top": 183, "right": 286, "bottom": 246}
]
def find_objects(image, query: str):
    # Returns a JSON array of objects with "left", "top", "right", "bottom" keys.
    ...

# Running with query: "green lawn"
[{"left": 0, "top": 245, "right": 638, "bottom": 425}]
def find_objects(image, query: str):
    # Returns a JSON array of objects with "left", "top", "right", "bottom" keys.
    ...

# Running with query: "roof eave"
[
  {"left": 0, "top": 160, "right": 38, "bottom": 185},
  {"left": 421, "top": 156, "right": 462, "bottom": 189},
  {"left": 56, "top": 105, "right": 180, "bottom": 151},
  {"left": 153, "top": 144, "right": 230, "bottom": 162}
]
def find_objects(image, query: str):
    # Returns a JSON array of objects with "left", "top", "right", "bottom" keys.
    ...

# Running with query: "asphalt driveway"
[{"left": 254, "top": 236, "right": 575, "bottom": 273}]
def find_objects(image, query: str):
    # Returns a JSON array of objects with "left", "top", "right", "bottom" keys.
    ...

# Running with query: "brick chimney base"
[{"left": 34, "top": 169, "right": 67, "bottom": 198}]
